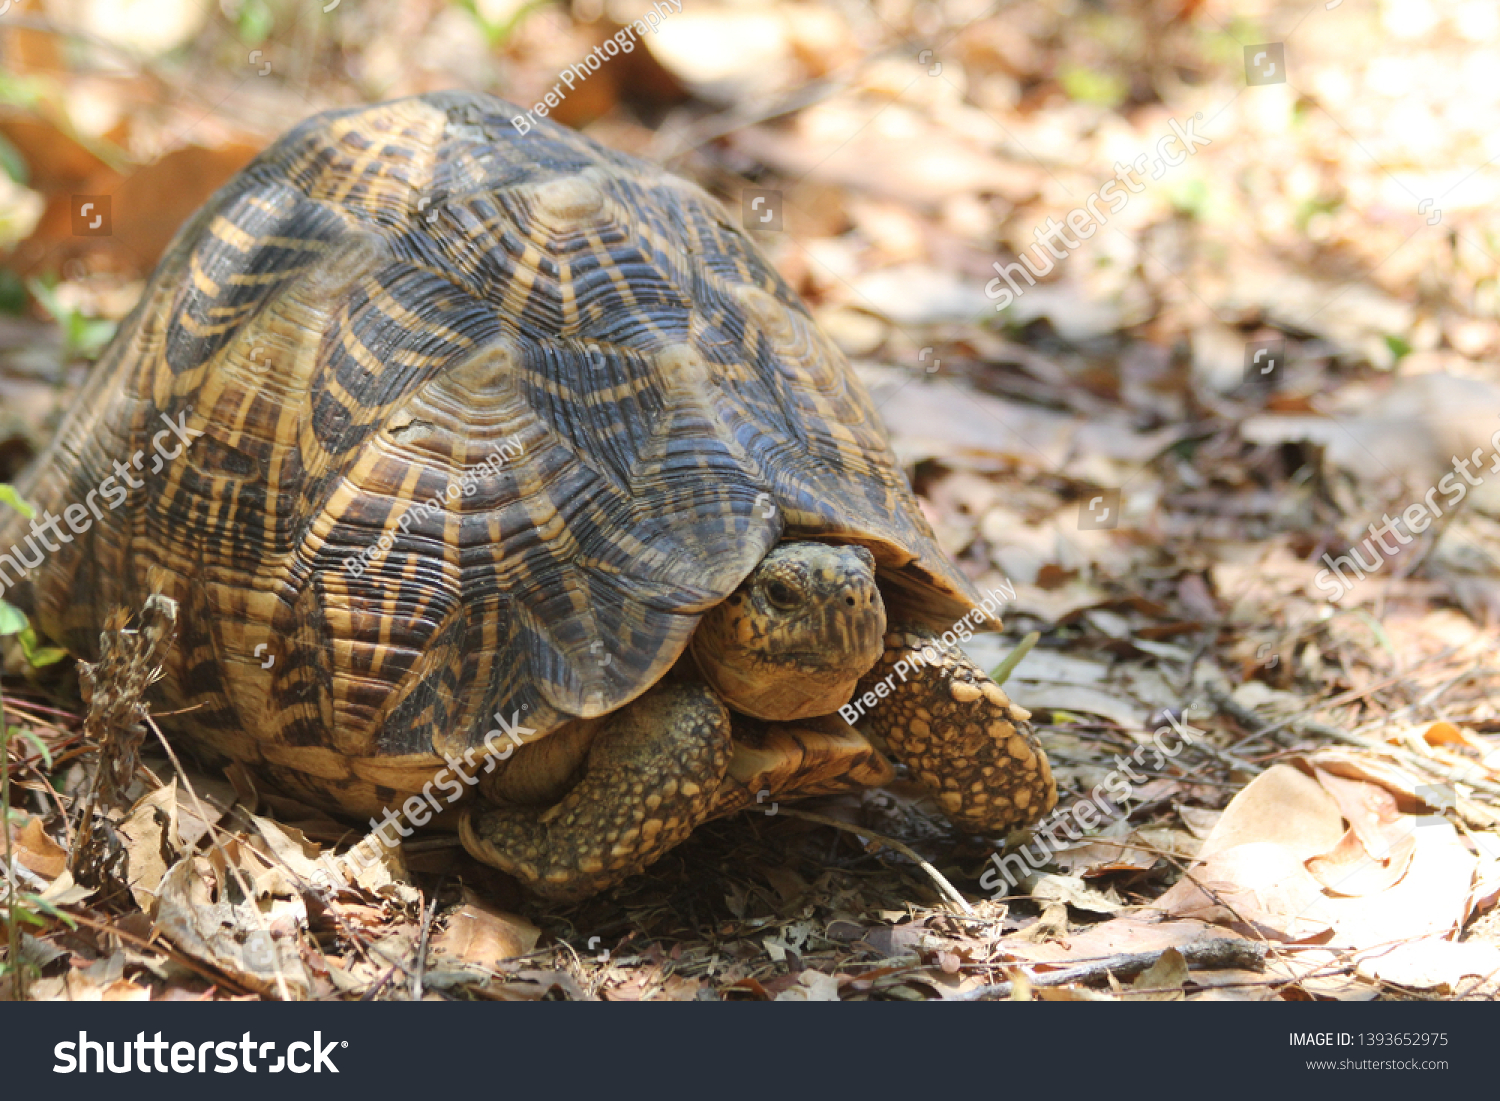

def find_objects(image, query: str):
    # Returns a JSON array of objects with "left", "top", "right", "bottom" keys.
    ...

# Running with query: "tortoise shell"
[{"left": 3, "top": 91, "right": 986, "bottom": 813}]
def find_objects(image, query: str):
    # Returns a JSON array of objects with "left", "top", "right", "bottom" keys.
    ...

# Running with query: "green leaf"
[
  {"left": 0, "top": 269, "right": 26, "bottom": 316},
  {"left": 25, "top": 275, "right": 61, "bottom": 320},
  {"left": 236, "top": 0, "right": 276, "bottom": 44},
  {"left": 0, "top": 72, "right": 48, "bottom": 112},
  {"left": 76, "top": 318, "right": 117, "bottom": 359},
  {"left": 14, "top": 905, "right": 51, "bottom": 928},
  {"left": 24, "top": 277, "right": 115, "bottom": 360},
  {"left": 988, "top": 631, "right": 1039, "bottom": 686},
  {"left": 0, "top": 485, "right": 33, "bottom": 518},
  {"left": 1165, "top": 176, "right": 1210, "bottom": 221},
  {"left": 1059, "top": 65, "right": 1127, "bottom": 109},
  {"left": 450, "top": 0, "right": 548, "bottom": 46},
  {"left": 11, "top": 894, "right": 75, "bottom": 927},
  {"left": 0, "top": 131, "right": 27, "bottom": 185},
  {"left": 18, "top": 626, "right": 66, "bottom": 669},
  {"left": 0, "top": 601, "right": 26, "bottom": 636},
  {"left": 29, "top": 898, "right": 73, "bottom": 925}
]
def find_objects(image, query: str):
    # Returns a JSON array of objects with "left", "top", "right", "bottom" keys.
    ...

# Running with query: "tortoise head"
[{"left": 691, "top": 542, "right": 886, "bottom": 721}]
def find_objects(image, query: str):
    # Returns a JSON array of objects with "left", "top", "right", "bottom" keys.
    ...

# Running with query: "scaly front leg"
[{"left": 853, "top": 626, "right": 1056, "bottom": 834}]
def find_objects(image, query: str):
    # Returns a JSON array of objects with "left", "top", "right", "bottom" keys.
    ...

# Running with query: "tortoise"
[{"left": 0, "top": 91, "right": 1055, "bottom": 900}]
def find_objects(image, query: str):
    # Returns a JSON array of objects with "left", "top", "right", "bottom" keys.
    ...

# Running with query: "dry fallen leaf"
[
  {"left": 117, "top": 780, "right": 179, "bottom": 911},
  {"left": 21, "top": 141, "right": 259, "bottom": 275},
  {"left": 1177, "top": 805, "right": 1224, "bottom": 839},
  {"left": 774, "top": 971, "right": 843, "bottom": 1001},
  {"left": 1354, "top": 938, "right": 1500, "bottom": 993},
  {"left": 1156, "top": 753, "right": 1488, "bottom": 960},
  {"left": 1305, "top": 828, "right": 1415, "bottom": 897},
  {"left": 15, "top": 817, "right": 68, "bottom": 880},
  {"left": 248, "top": 814, "right": 326, "bottom": 883},
  {"left": 731, "top": 101, "right": 1044, "bottom": 206},
  {"left": 1050, "top": 825, "right": 1163, "bottom": 877},
  {"left": 1323, "top": 822, "right": 1477, "bottom": 950},
  {"left": 1195, "top": 765, "right": 1346, "bottom": 863},
  {"left": 1127, "top": 947, "right": 1189, "bottom": 1001},
  {"left": 1155, "top": 840, "right": 1338, "bottom": 941},
  {"left": 38, "top": 868, "right": 96, "bottom": 906},
  {"left": 1036, "top": 985, "right": 1116, "bottom": 1001},
  {"left": 856, "top": 373, "right": 1080, "bottom": 469},
  {"left": 1030, "top": 873, "right": 1126, "bottom": 916},
  {"left": 29, "top": 962, "right": 154, "bottom": 1002},
  {"left": 1307, "top": 764, "right": 1409, "bottom": 860},
  {"left": 153, "top": 849, "right": 312, "bottom": 999},
  {"left": 429, "top": 895, "right": 541, "bottom": 971},
  {"left": 1416, "top": 721, "right": 1493, "bottom": 757}
]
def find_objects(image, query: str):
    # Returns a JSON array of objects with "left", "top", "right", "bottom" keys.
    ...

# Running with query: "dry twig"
[
  {"left": 773, "top": 807, "right": 974, "bottom": 915},
  {"left": 956, "top": 938, "right": 1268, "bottom": 1000}
]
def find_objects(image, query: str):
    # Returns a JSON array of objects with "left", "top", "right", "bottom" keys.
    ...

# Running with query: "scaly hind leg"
[{"left": 459, "top": 682, "right": 731, "bottom": 901}]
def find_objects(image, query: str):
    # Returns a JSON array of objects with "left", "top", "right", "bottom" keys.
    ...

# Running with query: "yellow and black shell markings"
[{"left": 2, "top": 92, "right": 983, "bottom": 812}]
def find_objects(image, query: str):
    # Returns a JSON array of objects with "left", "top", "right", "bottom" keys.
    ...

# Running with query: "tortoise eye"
[{"left": 763, "top": 579, "right": 799, "bottom": 609}]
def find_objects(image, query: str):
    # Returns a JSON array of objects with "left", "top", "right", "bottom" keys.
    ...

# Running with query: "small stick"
[
  {"left": 360, "top": 963, "right": 401, "bottom": 1002},
  {"left": 1, "top": 680, "right": 29, "bottom": 1001},
  {"left": 411, "top": 892, "right": 440, "bottom": 1002},
  {"left": 773, "top": 807, "right": 974, "bottom": 915},
  {"left": 956, "top": 937, "right": 1267, "bottom": 1000}
]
